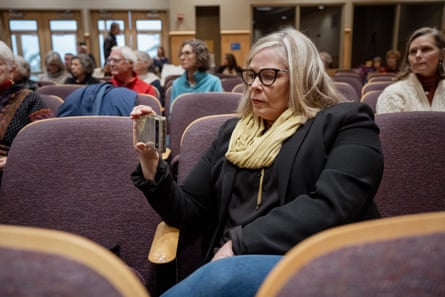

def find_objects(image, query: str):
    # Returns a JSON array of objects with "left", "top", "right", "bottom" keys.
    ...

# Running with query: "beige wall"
[{"left": 1, "top": 0, "right": 444, "bottom": 68}]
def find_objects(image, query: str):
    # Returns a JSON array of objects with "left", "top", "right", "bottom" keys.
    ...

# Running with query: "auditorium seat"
[
  {"left": 374, "top": 111, "right": 445, "bottom": 217},
  {"left": 168, "top": 92, "right": 241, "bottom": 166},
  {"left": 0, "top": 224, "right": 151, "bottom": 297},
  {"left": 36, "top": 84, "right": 85, "bottom": 100},
  {"left": 256, "top": 211, "right": 445, "bottom": 297},
  {"left": 39, "top": 94, "right": 64, "bottom": 115},
  {"left": 0, "top": 116, "right": 161, "bottom": 296},
  {"left": 360, "top": 90, "right": 382, "bottom": 113}
]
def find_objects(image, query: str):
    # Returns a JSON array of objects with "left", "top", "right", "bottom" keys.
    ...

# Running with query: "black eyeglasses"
[
  {"left": 106, "top": 58, "right": 127, "bottom": 64},
  {"left": 240, "top": 68, "right": 288, "bottom": 86}
]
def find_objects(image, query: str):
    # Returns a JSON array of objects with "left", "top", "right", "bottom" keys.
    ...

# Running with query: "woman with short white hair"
[{"left": 0, "top": 41, "right": 53, "bottom": 183}]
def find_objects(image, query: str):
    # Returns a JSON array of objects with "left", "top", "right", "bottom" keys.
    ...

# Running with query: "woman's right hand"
[
  {"left": 0, "top": 156, "right": 7, "bottom": 170},
  {"left": 130, "top": 105, "right": 160, "bottom": 181}
]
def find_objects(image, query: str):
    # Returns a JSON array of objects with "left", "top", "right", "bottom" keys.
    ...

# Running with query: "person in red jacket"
[{"left": 108, "top": 45, "right": 156, "bottom": 96}]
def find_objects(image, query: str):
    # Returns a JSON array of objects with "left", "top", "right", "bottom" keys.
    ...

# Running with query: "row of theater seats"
[
  {"left": 332, "top": 71, "right": 395, "bottom": 112},
  {"left": 34, "top": 82, "right": 243, "bottom": 177},
  {"left": 0, "top": 110, "right": 444, "bottom": 296}
]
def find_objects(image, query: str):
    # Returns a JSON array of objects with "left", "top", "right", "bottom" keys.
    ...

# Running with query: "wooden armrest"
[
  {"left": 148, "top": 221, "right": 180, "bottom": 264},
  {"left": 162, "top": 147, "right": 171, "bottom": 160}
]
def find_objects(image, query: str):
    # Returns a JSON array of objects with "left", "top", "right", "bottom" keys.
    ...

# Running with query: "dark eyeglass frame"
[
  {"left": 240, "top": 68, "right": 289, "bottom": 86},
  {"left": 106, "top": 58, "right": 127, "bottom": 64}
]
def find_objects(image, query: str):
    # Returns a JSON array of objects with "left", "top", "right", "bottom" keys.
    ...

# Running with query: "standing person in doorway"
[{"left": 103, "top": 22, "right": 121, "bottom": 66}]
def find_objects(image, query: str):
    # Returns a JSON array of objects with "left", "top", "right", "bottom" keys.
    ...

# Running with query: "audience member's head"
[
  {"left": 399, "top": 27, "right": 445, "bottom": 80},
  {"left": 179, "top": 39, "right": 211, "bottom": 72},
  {"left": 109, "top": 22, "right": 121, "bottom": 35},
  {"left": 239, "top": 27, "right": 342, "bottom": 120},
  {"left": 134, "top": 50, "right": 153, "bottom": 75},
  {"left": 0, "top": 41, "right": 16, "bottom": 83},
  {"left": 70, "top": 54, "right": 95, "bottom": 78},
  {"left": 385, "top": 49, "right": 401, "bottom": 72},
  {"left": 44, "top": 51, "right": 66, "bottom": 75},
  {"left": 107, "top": 46, "right": 137, "bottom": 81}
]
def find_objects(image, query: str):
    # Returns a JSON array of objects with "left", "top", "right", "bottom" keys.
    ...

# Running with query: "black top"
[
  {"left": 103, "top": 34, "right": 117, "bottom": 64},
  {"left": 64, "top": 75, "right": 101, "bottom": 85}
]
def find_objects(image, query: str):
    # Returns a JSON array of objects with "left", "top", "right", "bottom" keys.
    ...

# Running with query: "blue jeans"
[{"left": 161, "top": 255, "right": 282, "bottom": 297}]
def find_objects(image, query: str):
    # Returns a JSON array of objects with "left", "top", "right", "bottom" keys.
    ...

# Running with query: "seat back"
[
  {"left": 332, "top": 74, "right": 362, "bottom": 100},
  {"left": 36, "top": 84, "right": 85, "bottom": 100},
  {"left": 136, "top": 94, "right": 163, "bottom": 115},
  {"left": 256, "top": 211, "right": 445, "bottom": 297},
  {"left": 36, "top": 80, "right": 56, "bottom": 87},
  {"left": 220, "top": 76, "right": 243, "bottom": 92},
  {"left": 0, "top": 116, "right": 161, "bottom": 296},
  {"left": 0, "top": 225, "right": 151, "bottom": 297},
  {"left": 232, "top": 83, "right": 245, "bottom": 93},
  {"left": 360, "top": 90, "right": 382, "bottom": 113},
  {"left": 361, "top": 80, "right": 393, "bottom": 96},
  {"left": 333, "top": 81, "right": 360, "bottom": 102},
  {"left": 169, "top": 92, "right": 241, "bottom": 161},
  {"left": 177, "top": 114, "right": 237, "bottom": 184},
  {"left": 367, "top": 72, "right": 396, "bottom": 82},
  {"left": 374, "top": 111, "right": 445, "bottom": 217},
  {"left": 176, "top": 114, "right": 237, "bottom": 281},
  {"left": 39, "top": 94, "right": 64, "bottom": 114}
]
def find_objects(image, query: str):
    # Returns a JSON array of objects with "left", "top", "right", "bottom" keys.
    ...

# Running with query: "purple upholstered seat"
[
  {"left": 360, "top": 89, "right": 382, "bottom": 113},
  {"left": 374, "top": 111, "right": 445, "bottom": 217},
  {"left": 220, "top": 76, "right": 243, "bottom": 92},
  {"left": 169, "top": 92, "right": 241, "bottom": 164},
  {"left": 361, "top": 80, "right": 393, "bottom": 96},
  {"left": 0, "top": 247, "right": 124, "bottom": 297},
  {"left": 256, "top": 212, "right": 445, "bottom": 297},
  {"left": 332, "top": 73, "right": 363, "bottom": 99},
  {"left": 0, "top": 225, "right": 150, "bottom": 297},
  {"left": 333, "top": 81, "right": 360, "bottom": 102},
  {"left": 136, "top": 94, "right": 163, "bottom": 115},
  {"left": 177, "top": 113, "right": 237, "bottom": 184},
  {"left": 39, "top": 94, "right": 64, "bottom": 114},
  {"left": 277, "top": 232, "right": 445, "bottom": 297},
  {"left": 36, "top": 84, "right": 85, "bottom": 100},
  {"left": 0, "top": 116, "right": 161, "bottom": 296},
  {"left": 175, "top": 114, "right": 237, "bottom": 282}
]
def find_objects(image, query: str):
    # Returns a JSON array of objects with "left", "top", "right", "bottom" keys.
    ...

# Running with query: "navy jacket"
[{"left": 57, "top": 83, "right": 137, "bottom": 116}]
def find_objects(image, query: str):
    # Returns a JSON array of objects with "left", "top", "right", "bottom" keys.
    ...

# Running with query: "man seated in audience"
[{"left": 107, "top": 46, "right": 156, "bottom": 96}]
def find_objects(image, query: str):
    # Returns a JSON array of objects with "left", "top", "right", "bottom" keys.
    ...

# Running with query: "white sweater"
[{"left": 376, "top": 73, "right": 445, "bottom": 113}]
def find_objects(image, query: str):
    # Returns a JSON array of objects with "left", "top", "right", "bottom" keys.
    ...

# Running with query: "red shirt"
[{"left": 111, "top": 73, "right": 156, "bottom": 96}]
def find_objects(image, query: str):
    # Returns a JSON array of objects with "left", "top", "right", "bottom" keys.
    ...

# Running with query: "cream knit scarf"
[{"left": 226, "top": 108, "right": 305, "bottom": 169}]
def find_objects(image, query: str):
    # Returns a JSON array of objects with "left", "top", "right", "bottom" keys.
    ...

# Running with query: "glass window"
[
  {"left": 9, "top": 20, "right": 38, "bottom": 31},
  {"left": 98, "top": 20, "right": 125, "bottom": 31},
  {"left": 49, "top": 20, "right": 78, "bottom": 31},
  {"left": 136, "top": 20, "right": 162, "bottom": 31},
  {"left": 52, "top": 34, "right": 77, "bottom": 58},
  {"left": 137, "top": 33, "right": 160, "bottom": 58},
  {"left": 9, "top": 19, "right": 41, "bottom": 73}
]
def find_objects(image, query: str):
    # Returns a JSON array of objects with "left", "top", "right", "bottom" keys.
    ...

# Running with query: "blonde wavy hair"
[{"left": 237, "top": 27, "right": 343, "bottom": 120}]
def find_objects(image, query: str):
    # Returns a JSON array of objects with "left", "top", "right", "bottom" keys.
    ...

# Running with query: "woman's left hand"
[{"left": 211, "top": 240, "right": 234, "bottom": 262}]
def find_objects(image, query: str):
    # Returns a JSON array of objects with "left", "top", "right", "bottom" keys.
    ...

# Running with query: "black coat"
[{"left": 133, "top": 102, "right": 384, "bottom": 261}]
